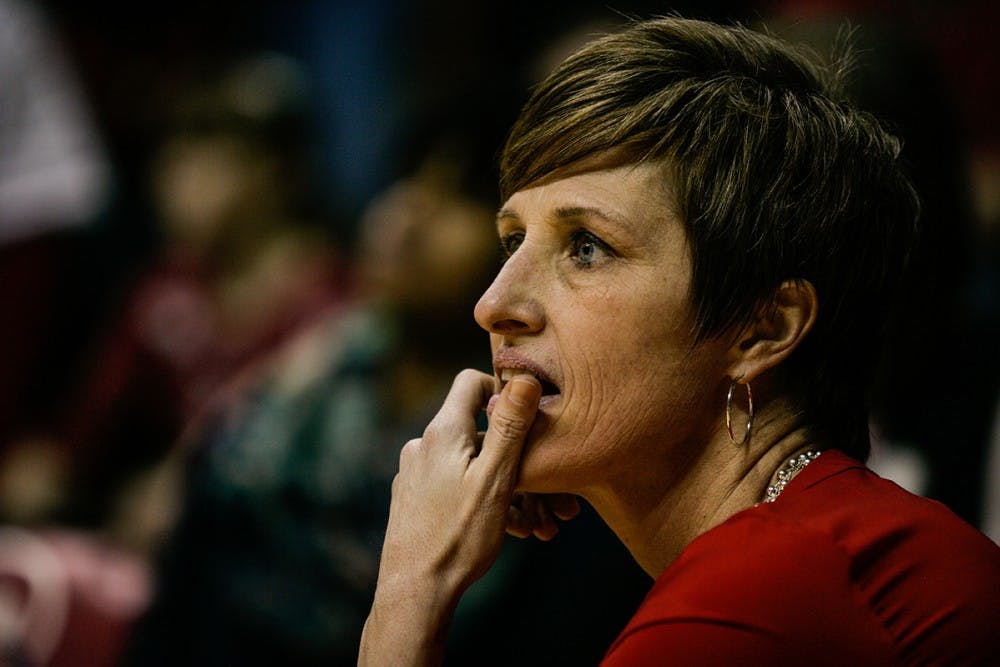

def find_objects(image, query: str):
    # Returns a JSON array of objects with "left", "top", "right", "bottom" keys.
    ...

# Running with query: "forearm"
[{"left": 358, "top": 576, "right": 461, "bottom": 667}]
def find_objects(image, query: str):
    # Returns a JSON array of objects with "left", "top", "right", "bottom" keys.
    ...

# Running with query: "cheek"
[
  {"left": 585, "top": 361, "right": 703, "bottom": 435},
  {"left": 561, "top": 292, "right": 693, "bottom": 392},
  {"left": 559, "top": 311, "right": 717, "bottom": 439}
]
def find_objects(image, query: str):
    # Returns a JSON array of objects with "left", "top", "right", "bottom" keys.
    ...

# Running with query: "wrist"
[{"left": 359, "top": 574, "right": 462, "bottom": 667}]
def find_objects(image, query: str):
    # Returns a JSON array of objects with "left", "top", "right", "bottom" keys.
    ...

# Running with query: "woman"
[{"left": 359, "top": 16, "right": 1000, "bottom": 665}]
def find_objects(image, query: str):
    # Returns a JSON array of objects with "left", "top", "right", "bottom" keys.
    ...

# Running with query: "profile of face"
[{"left": 475, "top": 160, "right": 733, "bottom": 499}]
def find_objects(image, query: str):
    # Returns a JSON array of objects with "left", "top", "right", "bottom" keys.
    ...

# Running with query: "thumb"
[{"left": 477, "top": 375, "right": 540, "bottom": 480}]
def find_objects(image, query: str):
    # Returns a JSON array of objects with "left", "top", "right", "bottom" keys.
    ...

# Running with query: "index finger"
[{"left": 421, "top": 369, "right": 496, "bottom": 449}]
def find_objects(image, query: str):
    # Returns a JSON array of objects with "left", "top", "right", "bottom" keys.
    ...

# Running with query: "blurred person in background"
[
  {"left": 1, "top": 47, "right": 348, "bottom": 667},
  {"left": 122, "top": 102, "right": 650, "bottom": 664},
  {"left": 31, "top": 50, "right": 349, "bottom": 538},
  {"left": 120, "top": 116, "right": 498, "bottom": 665}
]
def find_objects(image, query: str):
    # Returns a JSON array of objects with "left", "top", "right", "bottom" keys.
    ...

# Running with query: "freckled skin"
[{"left": 474, "top": 163, "right": 733, "bottom": 505}]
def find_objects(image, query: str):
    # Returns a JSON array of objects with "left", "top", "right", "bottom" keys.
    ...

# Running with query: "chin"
[{"left": 514, "top": 421, "right": 589, "bottom": 494}]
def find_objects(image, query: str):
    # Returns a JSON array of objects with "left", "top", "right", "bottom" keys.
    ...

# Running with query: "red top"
[{"left": 602, "top": 450, "right": 1000, "bottom": 666}]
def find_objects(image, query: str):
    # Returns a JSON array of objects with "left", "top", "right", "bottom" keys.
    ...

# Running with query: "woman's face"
[{"left": 475, "top": 160, "right": 733, "bottom": 497}]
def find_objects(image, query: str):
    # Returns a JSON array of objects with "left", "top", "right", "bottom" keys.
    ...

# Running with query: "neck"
[{"left": 585, "top": 397, "right": 821, "bottom": 578}]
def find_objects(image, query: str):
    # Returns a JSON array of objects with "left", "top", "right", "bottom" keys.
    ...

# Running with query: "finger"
[
  {"left": 476, "top": 375, "right": 541, "bottom": 480},
  {"left": 506, "top": 504, "right": 532, "bottom": 539},
  {"left": 422, "top": 369, "right": 495, "bottom": 450},
  {"left": 548, "top": 494, "right": 582, "bottom": 521},
  {"left": 526, "top": 495, "right": 558, "bottom": 542}
]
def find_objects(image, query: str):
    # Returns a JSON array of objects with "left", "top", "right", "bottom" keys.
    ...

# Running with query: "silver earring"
[{"left": 726, "top": 376, "right": 753, "bottom": 446}]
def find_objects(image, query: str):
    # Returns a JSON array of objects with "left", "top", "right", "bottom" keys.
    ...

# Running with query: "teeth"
[{"left": 500, "top": 368, "right": 537, "bottom": 383}]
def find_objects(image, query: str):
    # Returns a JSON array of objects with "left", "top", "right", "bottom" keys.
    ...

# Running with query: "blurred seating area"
[{"left": 0, "top": 0, "right": 996, "bottom": 664}]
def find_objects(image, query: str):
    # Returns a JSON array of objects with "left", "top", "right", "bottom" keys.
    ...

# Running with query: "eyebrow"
[
  {"left": 496, "top": 207, "right": 519, "bottom": 222},
  {"left": 496, "top": 205, "right": 625, "bottom": 226}
]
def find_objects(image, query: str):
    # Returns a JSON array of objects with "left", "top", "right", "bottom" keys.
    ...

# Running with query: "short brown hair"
[{"left": 500, "top": 16, "right": 920, "bottom": 460}]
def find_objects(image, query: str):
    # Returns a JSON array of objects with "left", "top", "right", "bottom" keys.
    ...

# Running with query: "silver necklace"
[{"left": 762, "top": 450, "right": 822, "bottom": 504}]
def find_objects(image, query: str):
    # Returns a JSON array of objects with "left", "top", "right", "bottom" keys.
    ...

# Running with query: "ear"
[{"left": 728, "top": 279, "right": 818, "bottom": 383}]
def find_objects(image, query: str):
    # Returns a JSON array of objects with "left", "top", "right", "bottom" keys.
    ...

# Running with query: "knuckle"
[
  {"left": 455, "top": 368, "right": 483, "bottom": 384},
  {"left": 489, "top": 411, "right": 530, "bottom": 441},
  {"left": 398, "top": 438, "right": 421, "bottom": 466},
  {"left": 421, "top": 419, "right": 444, "bottom": 441},
  {"left": 423, "top": 418, "right": 464, "bottom": 444}
]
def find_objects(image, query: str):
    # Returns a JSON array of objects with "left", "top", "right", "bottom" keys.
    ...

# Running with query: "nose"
[{"left": 474, "top": 249, "right": 545, "bottom": 335}]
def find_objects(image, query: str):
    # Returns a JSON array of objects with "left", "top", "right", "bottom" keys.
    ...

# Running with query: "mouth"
[
  {"left": 499, "top": 367, "right": 561, "bottom": 398},
  {"left": 487, "top": 353, "right": 562, "bottom": 416}
]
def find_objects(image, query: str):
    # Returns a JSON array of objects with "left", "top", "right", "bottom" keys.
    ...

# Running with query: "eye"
[
  {"left": 499, "top": 232, "right": 524, "bottom": 260},
  {"left": 570, "top": 230, "right": 612, "bottom": 267}
]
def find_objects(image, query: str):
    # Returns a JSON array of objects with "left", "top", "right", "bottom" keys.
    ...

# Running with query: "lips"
[{"left": 487, "top": 348, "right": 561, "bottom": 415}]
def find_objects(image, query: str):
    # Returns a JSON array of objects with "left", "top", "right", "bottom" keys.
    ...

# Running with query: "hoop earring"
[{"left": 726, "top": 376, "right": 754, "bottom": 446}]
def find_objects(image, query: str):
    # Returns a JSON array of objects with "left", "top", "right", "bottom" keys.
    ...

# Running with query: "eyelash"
[
  {"left": 569, "top": 230, "right": 611, "bottom": 267},
  {"left": 499, "top": 232, "right": 524, "bottom": 260},
  {"left": 498, "top": 230, "right": 613, "bottom": 268}
]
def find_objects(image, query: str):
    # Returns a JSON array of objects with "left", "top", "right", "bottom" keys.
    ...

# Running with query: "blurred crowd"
[{"left": 0, "top": 0, "right": 996, "bottom": 665}]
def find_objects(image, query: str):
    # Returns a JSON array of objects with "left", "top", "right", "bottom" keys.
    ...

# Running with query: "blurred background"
[{"left": 0, "top": 0, "right": 996, "bottom": 665}]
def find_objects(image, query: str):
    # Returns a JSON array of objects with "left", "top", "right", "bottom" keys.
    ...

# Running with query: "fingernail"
[{"left": 508, "top": 376, "right": 538, "bottom": 407}]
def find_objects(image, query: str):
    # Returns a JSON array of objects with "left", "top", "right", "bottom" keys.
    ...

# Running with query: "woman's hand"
[{"left": 359, "top": 369, "right": 541, "bottom": 666}]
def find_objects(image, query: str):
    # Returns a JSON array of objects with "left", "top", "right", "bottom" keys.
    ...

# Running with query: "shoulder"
[
  {"left": 782, "top": 451, "right": 1000, "bottom": 664},
  {"left": 603, "top": 451, "right": 1000, "bottom": 666},
  {"left": 604, "top": 509, "right": 895, "bottom": 666}
]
